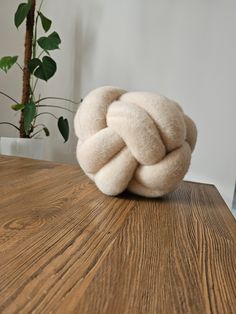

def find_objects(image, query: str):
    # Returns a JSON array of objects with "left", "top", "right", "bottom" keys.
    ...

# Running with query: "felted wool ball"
[{"left": 74, "top": 86, "right": 197, "bottom": 197}]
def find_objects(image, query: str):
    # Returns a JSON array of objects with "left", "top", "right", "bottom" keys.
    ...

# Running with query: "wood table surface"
[{"left": 0, "top": 155, "right": 235, "bottom": 314}]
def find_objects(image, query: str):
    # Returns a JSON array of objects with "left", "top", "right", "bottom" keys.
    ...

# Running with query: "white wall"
[{"left": 1, "top": 0, "right": 236, "bottom": 208}]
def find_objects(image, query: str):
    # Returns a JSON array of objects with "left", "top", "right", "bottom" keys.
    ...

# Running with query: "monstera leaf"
[
  {"left": 14, "top": 2, "right": 31, "bottom": 28},
  {"left": 58, "top": 117, "right": 69, "bottom": 142},
  {"left": 0, "top": 56, "right": 18, "bottom": 73},
  {"left": 38, "top": 12, "right": 52, "bottom": 32},
  {"left": 28, "top": 56, "right": 56, "bottom": 81},
  {"left": 24, "top": 102, "right": 36, "bottom": 134},
  {"left": 37, "top": 32, "right": 61, "bottom": 51}
]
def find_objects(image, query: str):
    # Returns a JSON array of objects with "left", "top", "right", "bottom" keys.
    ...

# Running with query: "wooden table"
[{"left": 0, "top": 155, "right": 235, "bottom": 314}]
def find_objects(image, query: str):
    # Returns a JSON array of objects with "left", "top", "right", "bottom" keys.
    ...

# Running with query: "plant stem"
[
  {"left": 36, "top": 104, "right": 75, "bottom": 113},
  {"left": 35, "top": 96, "right": 79, "bottom": 105},
  {"left": 33, "top": 0, "right": 42, "bottom": 58},
  {"left": 35, "top": 112, "right": 58, "bottom": 119},
  {"left": 34, "top": 123, "right": 46, "bottom": 128},
  {"left": 16, "top": 62, "right": 24, "bottom": 72},
  {"left": 32, "top": 78, "right": 38, "bottom": 94},
  {"left": 0, "top": 122, "right": 20, "bottom": 131},
  {"left": 32, "top": 0, "right": 44, "bottom": 59},
  {"left": 38, "top": 0, "right": 44, "bottom": 12},
  {"left": 19, "top": 0, "right": 36, "bottom": 138},
  {"left": 0, "top": 91, "right": 18, "bottom": 104},
  {"left": 31, "top": 0, "right": 43, "bottom": 106},
  {"left": 37, "top": 50, "right": 44, "bottom": 59},
  {"left": 30, "top": 128, "right": 44, "bottom": 138}
]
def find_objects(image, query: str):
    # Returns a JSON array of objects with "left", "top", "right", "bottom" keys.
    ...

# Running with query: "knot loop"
[{"left": 74, "top": 86, "right": 197, "bottom": 197}]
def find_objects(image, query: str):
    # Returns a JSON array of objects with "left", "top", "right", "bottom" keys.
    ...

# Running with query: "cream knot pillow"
[{"left": 74, "top": 86, "right": 197, "bottom": 197}]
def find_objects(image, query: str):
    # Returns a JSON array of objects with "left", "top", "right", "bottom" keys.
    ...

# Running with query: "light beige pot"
[{"left": 0, "top": 137, "right": 44, "bottom": 160}]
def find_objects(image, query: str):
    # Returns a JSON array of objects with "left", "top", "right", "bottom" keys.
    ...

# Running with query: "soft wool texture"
[{"left": 74, "top": 86, "right": 197, "bottom": 197}]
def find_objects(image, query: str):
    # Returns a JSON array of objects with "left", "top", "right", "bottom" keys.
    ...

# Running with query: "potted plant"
[{"left": 0, "top": 0, "right": 78, "bottom": 159}]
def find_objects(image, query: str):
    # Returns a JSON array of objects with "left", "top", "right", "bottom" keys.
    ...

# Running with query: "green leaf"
[
  {"left": 33, "top": 56, "right": 57, "bottom": 81},
  {"left": 24, "top": 102, "right": 36, "bottom": 134},
  {"left": 38, "top": 12, "right": 52, "bottom": 32},
  {"left": 58, "top": 117, "right": 69, "bottom": 142},
  {"left": 43, "top": 127, "right": 50, "bottom": 136},
  {"left": 28, "top": 58, "right": 41, "bottom": 74},
  {"left": 14, "top": 2, "right": 31, "bottom": 28},
  {"left": 11, "top": 103, "right": 25, "bottom": 111},
  {"left": 37, "top": 32, "right": 61, "bottom": 51},
  {"left": 0, "top": 56, "right": 18, "bottom": 73}
]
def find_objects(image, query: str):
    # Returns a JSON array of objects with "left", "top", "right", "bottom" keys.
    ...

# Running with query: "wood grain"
[{"left": 0, "top": 155, "right": 235, "bottom": 314}]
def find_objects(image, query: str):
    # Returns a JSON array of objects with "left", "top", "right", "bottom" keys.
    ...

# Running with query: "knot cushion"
[{"left": 74, "top": 86, "right": 197, "bottom": 197}]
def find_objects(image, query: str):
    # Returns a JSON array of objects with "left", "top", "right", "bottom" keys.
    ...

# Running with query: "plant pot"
[{"left": 0, "top": 137, "right": 44, "bottom": 160}]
